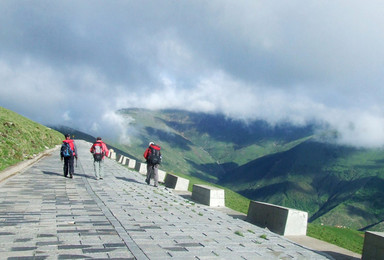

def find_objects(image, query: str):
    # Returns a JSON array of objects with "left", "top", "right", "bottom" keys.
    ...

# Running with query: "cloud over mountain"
[{"left": 1, "top": 1, "right": 384, "bottom": 147}]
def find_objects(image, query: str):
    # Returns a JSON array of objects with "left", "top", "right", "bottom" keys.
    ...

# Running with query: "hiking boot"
[
  {"left": 70, "top": 174, "right": 73, "bottom": 179},
  {"left": 145, "top": 178, "right": 150, "bottom": 185}
]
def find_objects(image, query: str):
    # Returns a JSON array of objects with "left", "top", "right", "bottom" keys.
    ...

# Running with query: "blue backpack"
[{"left": 61, "top": 142, "right": 73, "bottom": 158}]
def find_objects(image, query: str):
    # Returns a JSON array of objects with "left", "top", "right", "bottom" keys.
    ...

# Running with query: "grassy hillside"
[
  {"left": 307, "top": 223, "right": 364, "bottom": 254},
  {"left": 221, "top": 140, "right": 384, "bottom": 231},
  {"left": 0, "top": 106, "right": 64, "bottom": 171}
]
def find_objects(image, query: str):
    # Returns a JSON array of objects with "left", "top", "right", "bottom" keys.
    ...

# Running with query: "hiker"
[
  {"left": 60, "top": 134, "right": 77, "bottom": 178},
  {"left": 143, "top": 142, "right": 162, "bottom": 187},
  {"left": 90, "top": 137, "right": 109, "bottom": 180}
]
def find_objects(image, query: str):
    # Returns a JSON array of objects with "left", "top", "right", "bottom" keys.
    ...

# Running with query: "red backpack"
[{"left": 93, "top": 142, "right": 104, "bottom": 161}]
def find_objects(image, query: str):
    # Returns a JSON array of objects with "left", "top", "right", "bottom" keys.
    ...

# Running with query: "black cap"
[{"left": 65, "top": 134, "right": 70, "bottom": 138}]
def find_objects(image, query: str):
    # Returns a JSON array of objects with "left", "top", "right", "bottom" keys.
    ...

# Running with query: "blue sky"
[{"left": 1, "top": 1, "right": 384, "bottom": 147}]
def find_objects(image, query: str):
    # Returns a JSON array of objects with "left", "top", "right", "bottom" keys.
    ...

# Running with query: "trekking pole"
[{"left": 76, "top": 157, "right": 78, "bottom": 168}]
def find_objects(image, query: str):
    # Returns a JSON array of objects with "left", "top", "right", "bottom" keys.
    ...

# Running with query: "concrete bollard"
[
  {"left": 164, "top": 173, "right": 189, "bottom": 191},
  {"left": 158, "top": 169, "right": 166, "bottom": 183},
  {"left": 117, "top": 154, "right": 124, "bottom": 163},
  {"left": 110, "top": 151, "right": 116, "bottom": 160},
  {"left": 192, "top": 184, "right": 225, "bottom": 207},
  {"left": 362, "top": 231, "right": 384, "bottom": 260},
  {"left": 246, "top": 201, "right": 308, "bottom": 236},
  {"left": 135, "top": 162, "right": 147, "bottom": 174},
  {"left": 121, "top": 156, "right": 128, "bottom": 165},
  {"left": 127, "top": 158, "right": 136, "bottom": 169},
  {"left": 108, "top": 149, "right": 114, "bottom": 158}
]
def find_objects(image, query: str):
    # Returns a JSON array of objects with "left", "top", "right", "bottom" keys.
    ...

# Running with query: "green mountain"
[
  {"left": 221, "top": 141, "right": 384, "bottom": 230},
  {"left": 115, "top": 108, "right": 384, "bottom": 231}
]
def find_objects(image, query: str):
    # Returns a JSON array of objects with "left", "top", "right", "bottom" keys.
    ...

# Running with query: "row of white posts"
[{"left": 107, "top": 149, "right": 383, "bottom": 259}]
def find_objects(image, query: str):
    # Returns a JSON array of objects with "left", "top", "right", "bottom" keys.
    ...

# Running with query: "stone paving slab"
[{"left": 0, "top": 140, "right": 332, "bottom": 259}]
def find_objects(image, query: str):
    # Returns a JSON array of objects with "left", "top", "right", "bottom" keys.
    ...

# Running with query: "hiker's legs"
[
  {"left": 94, "top": 160, "right": 100, "bottom": 179},
  {"left": 99, "top": 160, "right": 104, "bottom": 178},
  {"left": 68, "top": 156, "right": 74, "bottom": 176},
  {"left": 146, "top": 164, "right": 153, "bottom": 184},
  {"left": 63, "top": 157, "right": 69, "bottom": 177},
  {"left": 153, "top": 164, "right": 159, "bottom": 186}
]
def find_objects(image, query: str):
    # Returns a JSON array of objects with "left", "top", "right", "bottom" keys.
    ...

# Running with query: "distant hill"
[
  {"left": 0, "top": 106, "right": 63, "bottom": 171},
  {"left": 114, "top": 108, "right": 384, "bottom": 231},
  {"left": 220, "top": 140, "right": 384, "bottom": 230}
]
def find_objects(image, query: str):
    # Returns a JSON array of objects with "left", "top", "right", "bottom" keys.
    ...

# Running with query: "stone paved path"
[{"left": 0, "top": 140, "right": 332, "bottom": 259}]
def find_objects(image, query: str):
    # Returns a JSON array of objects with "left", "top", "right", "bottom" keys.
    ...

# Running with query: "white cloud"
[
  {"left": 62, "top": 111, "right": 71, "bottom": 121},
  {"left": 1, "top": 0, "right": 384, "bottom": 147}
]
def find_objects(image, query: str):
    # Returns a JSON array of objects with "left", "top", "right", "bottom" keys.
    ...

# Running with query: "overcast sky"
[{"left": 1, "top": 1, "right": 384, "bottom": 147}]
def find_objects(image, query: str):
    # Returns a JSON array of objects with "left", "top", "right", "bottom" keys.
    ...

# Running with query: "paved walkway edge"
[{"left": 286, "top": 235, "right": 361, "bottom": 260}]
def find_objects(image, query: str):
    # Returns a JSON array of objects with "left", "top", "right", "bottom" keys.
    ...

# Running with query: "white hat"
[{"left": 149, "top": 142, "right": 154, "bottom": 146}]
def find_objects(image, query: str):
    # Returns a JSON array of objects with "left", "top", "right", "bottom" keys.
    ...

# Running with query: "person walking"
[
  {"left": 143, "top": 142, "right": 162, "bottom": 187},
  {"left": 60, "top": 134, "right": 77, "bottom": 178},
  {"left": 90, "top": 137, "right": 109, "bottom": 180}
]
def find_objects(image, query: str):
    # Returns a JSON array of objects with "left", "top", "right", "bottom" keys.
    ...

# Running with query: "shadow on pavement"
[
  {"left": 42, "top": 171, "right": 62, "bottom": 177},
  {"left": 322, "top": 251, "right": 360, "bottom": 260},
  {"left": 116, "top": 176, "right": 143, "bottom": 185},
  {"left": 42, "top": 171, "right": 94, "bottom": 180}
]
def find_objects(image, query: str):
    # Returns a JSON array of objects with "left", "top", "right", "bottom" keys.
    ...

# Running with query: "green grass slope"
[
  {"left": 307, "top": 223, "right": 364, "bottom": 254},
  {"left": 221, "top": 140, "right": 384, "bottom": 231},
  {"left": 0, "top": 106, "right": 64, "bottom": 171}
]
